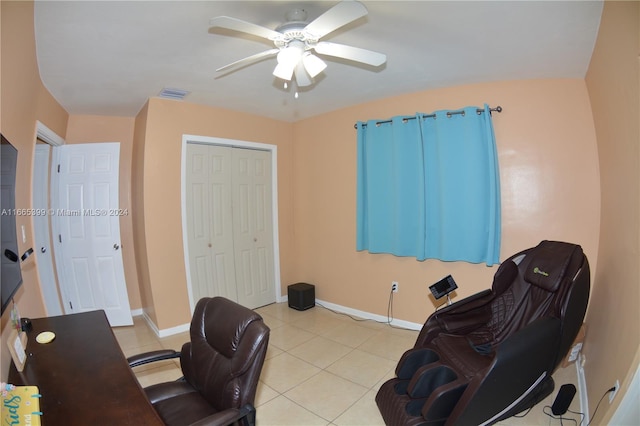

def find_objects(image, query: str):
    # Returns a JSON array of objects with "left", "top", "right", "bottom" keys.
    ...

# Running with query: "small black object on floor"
[{"left": 552, "top": 384, "right": 577, "bottom": 415}]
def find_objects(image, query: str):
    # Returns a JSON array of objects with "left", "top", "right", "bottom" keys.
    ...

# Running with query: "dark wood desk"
[{"left": 8, "top": 310, "right": 163, "bottom": 425}]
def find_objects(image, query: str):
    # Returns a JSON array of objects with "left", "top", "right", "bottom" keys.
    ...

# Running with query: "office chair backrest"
[{"left": 180, "top": 297, "right": 270, "bottom": 413}]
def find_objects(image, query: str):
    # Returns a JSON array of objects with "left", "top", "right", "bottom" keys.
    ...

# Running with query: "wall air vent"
[{"left": 158, "top": 88, "right": 190, "bottom": 100}]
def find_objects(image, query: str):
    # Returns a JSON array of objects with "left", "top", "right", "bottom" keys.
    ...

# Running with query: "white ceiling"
[{"left": 34, "top": 1, "right": 603, "bottom": 123}]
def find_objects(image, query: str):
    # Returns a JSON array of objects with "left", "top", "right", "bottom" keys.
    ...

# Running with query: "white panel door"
[
  {"left": 232, "top": 148, "right": 275, "bottom": 309},
  {"left": 55, "top": 143, "right": 132, "bottom": 326},
  {"left": 33, "top": 144, "right": 63, "bottom": 316},
  {"left": 186, "top": 144, "right": 237, "bottom": 302}
]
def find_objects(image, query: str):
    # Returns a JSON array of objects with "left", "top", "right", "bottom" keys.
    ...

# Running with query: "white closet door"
[
  {"left": 186, "top": 144, "right": 237, "bottom": 302},
  {"left": 185, "top": 143, "right": 276, "bottom": 309},
  {"left": 232, "top": 148, "right": 275, "bottom": 309}
]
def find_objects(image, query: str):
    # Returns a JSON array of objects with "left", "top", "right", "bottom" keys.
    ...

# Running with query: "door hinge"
[
  {"left": 69, "top": 301, "right": 73, "bottom": 310},
  {"left": 58, "top": 234, "right": 62, "bottom": 243},
  {"left": 57, "top": 164, "right": 60, "bottom": 173}
]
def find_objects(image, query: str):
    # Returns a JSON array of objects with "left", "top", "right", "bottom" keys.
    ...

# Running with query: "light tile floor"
[{"left": 114, "top": 302, "right": 583, "bottom": 426}]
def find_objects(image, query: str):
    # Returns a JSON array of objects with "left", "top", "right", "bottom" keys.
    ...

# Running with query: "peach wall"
[
  {"left": 136, "top": 98, "right": 294, "bottom": 330},
  {"left": 584, "top": 1, "right": 639, "bottom": 423},
  {"left": 132, "top": 102, "right": 157, "bottom": 323},
  {"left": 65, "top": 115, "right": 141, "bottom": 310},
  {"left": 0, "top": 1, "right": 68, "bottom": 380},
  {"left": 292, "top": 78, "right": 600, "bottom": 324}
]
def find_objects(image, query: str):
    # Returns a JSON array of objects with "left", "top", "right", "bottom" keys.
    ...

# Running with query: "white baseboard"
[
  {"left": 576, "top": 353, "right": 589, "bottom": 424},
  {"left": 136, "top": 296, "right": 422, "bottom": 338},
  {"left": 140, "top": 311, "right": 190, "bottom": 338},
  {"left": 315, "top": 298, "right": 423, "bottom": 330},
  {"left": 130, "top": 308, "right": 143, "bottom": 317}
]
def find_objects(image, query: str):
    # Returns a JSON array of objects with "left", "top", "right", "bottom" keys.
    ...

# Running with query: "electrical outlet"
[
  {"left": 391, "top": 281, "right": 398, "bottom": 293},
  {"left": 609, "top": 379, "right": 620, "bottom": 403}
]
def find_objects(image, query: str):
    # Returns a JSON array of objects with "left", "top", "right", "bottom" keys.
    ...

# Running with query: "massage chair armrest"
[
  {"left": 127, "top": 349, "right": 181, "bottom": 368},
  {"left": 449, "top": 316, "right": 562, "bottom": 425},
  {"left": 436, "top": 289, "right": 493, "bottom": 314},
  {"left": 416, "top": 290, "right": 494, "bottom": 346},
  {"left": 189, "top": 404, "right": 257, "bottom": 426}
]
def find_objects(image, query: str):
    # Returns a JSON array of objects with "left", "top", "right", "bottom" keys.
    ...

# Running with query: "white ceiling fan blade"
[
  {"left": 209, "top": 16, "right": 281, "bottom": 40},
  {"left": 216, "top": 49, "right": 279, "bottom": 73},
  {"left": 304, "top": 1, "right": 368, "bottom": 39},
  {"left": 314, "top": 41, "right": 387, "bottom": 66},
  {"left": 295, "top": 62, "right": 313, "bottom": 87}
]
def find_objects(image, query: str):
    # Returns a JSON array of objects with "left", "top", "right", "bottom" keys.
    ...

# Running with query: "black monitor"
[
  {"left": 1, "top": 134, "right": 23, "bottom": 314},
  {"left": 429, "top": 275, "right": 458, "bottom": 300}
]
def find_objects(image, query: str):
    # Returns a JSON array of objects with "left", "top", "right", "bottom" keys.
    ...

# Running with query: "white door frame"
[
  {"left": 34, "top": 121, "right": 65, "bottom": 315},
  {"left": 181, "top": 134, "right": 283, "bottom": 313}
]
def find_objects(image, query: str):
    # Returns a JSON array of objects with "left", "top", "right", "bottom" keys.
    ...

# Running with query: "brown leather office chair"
[
  {"left": 128, "top": 297, "right": 270, "bottom": 426},
  {"left": 376, "top": 240, "right": 590, "bottom": 425}
]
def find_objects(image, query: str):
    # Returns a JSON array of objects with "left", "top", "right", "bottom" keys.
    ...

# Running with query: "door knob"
[
  {"left": 41, "top": 247, "right": 46, "bottom": 253},
  {"left": 113, "top": 244, "right": 120, "bottom": 250}
]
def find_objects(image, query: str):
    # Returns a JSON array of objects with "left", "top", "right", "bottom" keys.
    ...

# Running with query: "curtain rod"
[{"left": 354, "top": 106, "right": 503, "bottom": 129}]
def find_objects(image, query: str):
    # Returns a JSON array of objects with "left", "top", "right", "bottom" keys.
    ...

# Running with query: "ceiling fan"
[{"left": 208, "top": 0, "right": 386, "bottom": 87}]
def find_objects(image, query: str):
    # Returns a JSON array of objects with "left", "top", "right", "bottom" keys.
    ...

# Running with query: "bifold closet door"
[
  {"left": 231, "top": 147, "right": 275, "bottom": 309},
  {"left": 186, "top": 144, "right": 237, "bottom": 303},
  {"left": 185, "top": 143, "right": 275, "bottom": 309}
]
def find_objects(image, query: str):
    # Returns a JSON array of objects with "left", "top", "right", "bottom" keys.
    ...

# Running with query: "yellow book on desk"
[{"left": 2, "top": 386, "right": 42, "bottom": 425}]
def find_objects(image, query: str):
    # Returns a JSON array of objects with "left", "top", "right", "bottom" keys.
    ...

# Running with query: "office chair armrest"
[
  {"left": 127, "top": 349, "right": 180, "bottom": 368},
  {"left": 189, "top": 404, "right": 256, "bottom": 426}
]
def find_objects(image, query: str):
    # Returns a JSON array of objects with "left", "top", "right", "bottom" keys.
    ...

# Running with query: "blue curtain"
[{"left": 356, "top": 104, "right": 501, "bottom": 265}]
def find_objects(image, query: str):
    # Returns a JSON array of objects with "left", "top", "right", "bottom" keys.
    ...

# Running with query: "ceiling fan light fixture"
[
  {"left": 302, "top": 53, "right": 327, "bottom": 78},
  {"left": 273, "top": 42, "right": 305, "bottom": 80},
  {"left": 273, "top": 62, "right": 294, "bottom": 80}
]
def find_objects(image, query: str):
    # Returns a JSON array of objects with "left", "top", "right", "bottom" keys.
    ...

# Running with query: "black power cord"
[
  {"left": 538, "top": 386, "right": 616, "bottom": 426},
  {"left": 315, "top": 287, "right": 416, "bottom": 331},
  {"left": 585, "top": 386, "right": 616, "bottom": 426}
]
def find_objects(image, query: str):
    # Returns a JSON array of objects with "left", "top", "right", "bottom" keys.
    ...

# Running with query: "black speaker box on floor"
[{"left": 288, "top": 283, "right": 315, "bottom": 311}]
